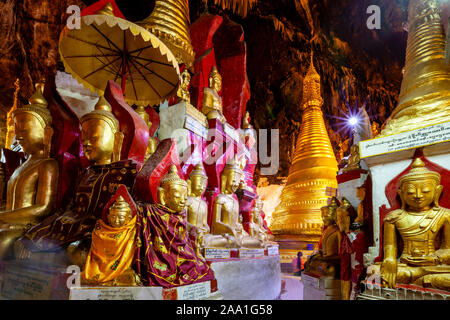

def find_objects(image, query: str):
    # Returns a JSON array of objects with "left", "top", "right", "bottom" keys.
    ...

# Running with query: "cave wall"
[
  {"left": 0, "top": 0, "right": 85, "bottom": 147},
  {"left": 1, "top": 0, "right": 448, "bottom": 185}
]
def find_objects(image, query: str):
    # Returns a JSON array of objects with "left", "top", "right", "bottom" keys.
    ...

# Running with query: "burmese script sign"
[
  {"left": 176, "top": 281, "right": 211, "bottom": 300},
  {"left": 70, "top": 287, "right": 163, "bottom": 300},
  {"left": 267, "top": 245, "right": 279, "bottom": 256},
  {"left": 239, "top": 248, "right": 265, "bottom": 258},
  {"left": 1, "top": 265, "right": 54, "bottom": 300},
  {"left": 359, "top": 121, "right": 450, "bottom": 159},
  {"left": 184, "top": 115, "right": 208, "bottom": 139},
  {"left": 204, "top": 248, "right": 231, "bottom": 259}
]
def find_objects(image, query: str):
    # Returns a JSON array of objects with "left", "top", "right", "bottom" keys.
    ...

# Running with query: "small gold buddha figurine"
[
  {"left": 342, "top": 145, "right": 361, "bottom": 173},
  {"left": 210, "top": 158, "right": 243, "bottom": 248},
  {"left": 250, "top": 196, "right": 275, "bottom": 245},
  {"left": 186, "top": 163, "right": 210, "bottom": 256},
  {"left": 0, "top": 80, "right": 58, "bottom": 259},
  {"left": 242, "top": 111, "right": 252, "bottom": 129},
  {"left": 379, "top": 158, "right": 450, "bottom": 291},
  {"left": 371, "top": 121, "right": 380, "bottom": 138},
  {"left": 177, "top": 69, "right": 191, "bottom": 103},
  {"left": 135, "top": 105, "right": 157, "bottom": 161},
  {"left": 81, "top": 195, "right": 141, "bottom": 286},
  {"left": 304, "top": 197, "right": 341, "bottom": 277},
  {"left": 235, "top": 214, "right": 263, "bottom": 248},
  {"left": 202, "top": 66, "right": 226, "bottom": 123}
]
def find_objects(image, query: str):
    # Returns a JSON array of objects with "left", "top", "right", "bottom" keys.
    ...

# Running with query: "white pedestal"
[{"left": 210, "top": 256, "right": 281, "bottom": 300}]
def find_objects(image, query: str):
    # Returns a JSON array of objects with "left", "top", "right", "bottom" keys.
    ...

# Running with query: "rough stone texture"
[
  {"left": 209, "top": 256, "right": 281, "bottom": 300},
  {"left": 1, "top": 0, "right": 449, "bottom": 183}
]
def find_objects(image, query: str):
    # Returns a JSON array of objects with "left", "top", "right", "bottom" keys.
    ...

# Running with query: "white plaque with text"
[
  {"left": 267, "top": 245, "right": 279, "bottom": 256},
  {"left": 176, "top": 281, "right": 211, "bottom": 300},
  {"left": 224, "top": 123, "right": 240, "bottom": 143},
  {"left": 359, "top": 121, "right": 450, "bottom": 159},
  {"left": 204, "top": 248, "right": 231, "bottom": 259},
  {"left": 239, "top": 248, "right": 265, "bottom": 258},
  {"left": 184, "top": 115, "right": 208, "bottom": 139},
  {"left": 69, "top": 287, "right": 163, "bottom": 300}
]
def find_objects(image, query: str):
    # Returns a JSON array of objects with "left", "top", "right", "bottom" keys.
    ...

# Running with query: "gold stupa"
[
  {"left": 270, "top": 54, "right": 338, "bottom": 262},
  {"left": 381, "top": 0, "right": 450, "bottom": 135},
  {"left": 137, "top": 0, "right": 195, "bottom": 68}
]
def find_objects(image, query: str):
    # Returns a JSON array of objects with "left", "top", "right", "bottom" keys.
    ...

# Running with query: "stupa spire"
[
  {"left": 271, "top": 52, "right": 338, "bottom": 259},
  {"left": 381, "top": 0, "right": 450, "bottom": 135}
]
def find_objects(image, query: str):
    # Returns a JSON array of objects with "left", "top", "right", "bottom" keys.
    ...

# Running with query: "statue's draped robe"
[
  {"left": 20, "top": 160, "right": 137, "bottom": 251},
  {"left": 135, "top": 203, "right": 215, "bottom": 287},
  {"left": 82, "top": 216, "right": 138, "bottom": 284}
]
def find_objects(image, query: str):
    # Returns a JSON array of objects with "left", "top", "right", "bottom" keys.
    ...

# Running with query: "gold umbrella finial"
[{"left": 97, "top": 2, "right": 114, "bottom": 16}]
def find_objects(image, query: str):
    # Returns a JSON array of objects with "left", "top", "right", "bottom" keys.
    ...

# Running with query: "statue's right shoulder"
[{"left": 385, "top": 209, "right": 404, "bottom": 223}]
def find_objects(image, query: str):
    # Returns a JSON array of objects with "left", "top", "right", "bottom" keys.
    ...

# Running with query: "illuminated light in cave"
[{"left": 348, "top": 116, "right": 358, "bottom": 126}]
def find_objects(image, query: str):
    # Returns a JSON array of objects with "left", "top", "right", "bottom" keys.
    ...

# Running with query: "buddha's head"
[
  {"left": 107, "top": 196, "right": 132, "bottom": 228},
  {"left": 209, "top": 66, "right": 222, "bottom": 93},
  {"left": 158, "top": 164, "right": 188, "bottom": 213},
  {"left": 321, "top": 197, "right": 339, "bottom": 226},
  {"left": 398, "top": 158, "right": 443, "bottom": 212},
  {"left": 188, "top": 163, "right": 207, "bottom": 197},
  {"left": 13, "top": 79, "right": 53, "bottom": 157},
  {"left": 336, "top": 198, "right": 355, "bottom": 233},
  {"left": 221, "top": 158, "right": 242, "bottom": 194},
  {"left": 80, "top": 96, "right": 123, "bottom": 165}
]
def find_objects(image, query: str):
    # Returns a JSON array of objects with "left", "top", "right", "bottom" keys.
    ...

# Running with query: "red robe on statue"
[{"left": 134, "top": 203, "right": 215, "bottom": 288}]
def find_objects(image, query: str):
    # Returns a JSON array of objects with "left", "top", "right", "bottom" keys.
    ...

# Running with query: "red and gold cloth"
[
  {"left": 82, "top": 216, "right": 138, "bottom": 284},
  {"left": 134, "top": 203, "right": 215, "bottom": 288},
  {"left": 20, "top": 160, "right": 137, "bottom": 252}
]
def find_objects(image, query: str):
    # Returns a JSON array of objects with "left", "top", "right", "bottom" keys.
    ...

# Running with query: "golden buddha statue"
[
  {"left": 379, "top": 158, "right": 450, "bottom": 291},
  {"left": 186, "top": 163, "right": 210, "bottom": 256},
  {"left": 304, "top": 197, "right": 341, "bottom": 277},
  {"left": 15, "top": 95, "right": 136, "bottom": 264},
  {"left": 202, "top": 66, "right": 226, "bottom": 123},
  {"left": 235, "top": 214, "right": 263, "bottom": 248},
  {"left": 135, "top": 105, "right": 157, "bottom": 162},
  {"left": 81, "top": 195, "right": 141, "bottom": 286},
  {"left": 81, "top": 96, "right": 124, "bottom": 165},
  {"left": 250, "top": 196, "right": 275, "bottom": 245},
  {"left": 135, "top": 164, "right": 215, "bottom": 287},
  {"left": 342, "top": 145, "right": 361, "bottom": 173},
  {"left": 0, "top": 81, "right": 58, "bottom": 259},
  {"left": 210, "top": 159, "right": 243, "bottom": 248},
  {"left": 177, "top": 69, "right": 191, "bottom": 103}
]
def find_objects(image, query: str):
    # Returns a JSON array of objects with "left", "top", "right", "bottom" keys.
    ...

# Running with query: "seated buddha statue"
[
  {"left": 235, "top": 214, "right": 264, "bottom": 248},
  {"left": 250, "top": 196, "right": 275, "bottom": 246},
  {"left": 304, "top": 197, "right": 342, "bottom": 277},
  {"left": 209, "top": 159, "right": 244, "bottom": 248},
  {"left": 342, "top": 145, "right": 361, "bottom": 173},
  {"left": 202, "top": 66, "right": 226, "bottom": 123},
  {"left": 185, "top": 163, "right": 216, "bottom": 256},
  {"left": 177, "top": 69, "right": 191, "bottom": 103},
  {"left": 378, "top": 158, "right": 450, "bottom": 291},
  {"left": 134, "top": 165, "right": 215, "bottom": 288},
  {"left": 15, "top": 96, "right": 138, "bottom": 266},
  {"left": 0, "top": 81, "right": 58, "bottom": 259},
  {"left": 81, "top": 191, "right": 141, "bottom": 286}
]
